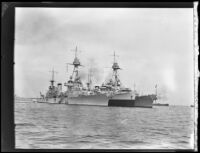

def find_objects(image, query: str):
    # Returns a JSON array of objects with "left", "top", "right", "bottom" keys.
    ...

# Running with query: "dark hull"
[
  {"left": 108, "top": 95, "right": 154, "bottom": 108},
  {"left": 153, "top": 103, "right": 169, "bottom": 106}
]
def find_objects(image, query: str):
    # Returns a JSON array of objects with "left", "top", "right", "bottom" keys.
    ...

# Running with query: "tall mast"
[
  {"left": 111, "top": 51, "right": 120, "bottom": 87},
  {"left": 155, "top": 84, "right": 158, "bottom": 102},
  {"left": 75, "top": 46, "right": 78, "bottom": 58},
  {"left": 134, "top": 83, "right": 136, "bottom": 91},
  {"left": 113, "top": 51, "right": 116, "bottom": 63},
  {"left": 49, "top": 68, "right": 58, "bottom": 87},
  {"left": 72, "top": 46, "right": 81, "bottom": 79},
  {"left": 66, "top": 46, "right": 83, "bottom": 87},
  {"left": 87, "top": 68, "right": 92, "bottom": 90},
  {"left": 155, "top": 84, "right": 157, "bottom": 96}
]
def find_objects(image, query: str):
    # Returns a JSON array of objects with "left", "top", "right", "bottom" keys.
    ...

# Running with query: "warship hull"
[
  {"left": 112, "top": 92, "right": 133, "bottom": 100},
  {"left": 67, "top": 94, "right": 108, "bottom": 106},
  {"left": 35, "top": 97, "right": 67, "bottom": 104},
  {"left": 66, "top": 92, "right": 133, "bottom": 106},
  {"left": 108, "top": 95, "right": 153, "bottom": 108},
  {"left": 66, "top": 93, "right": 154, "bottom": 108},
  {"left": 35, "top": 92, "right": 154, "bottom": 108}
]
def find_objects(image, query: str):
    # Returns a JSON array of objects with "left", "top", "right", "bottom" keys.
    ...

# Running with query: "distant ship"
[
  {"left": 153, "top": 103, "right": 169, "bottom": 106},
  {"left": 36, "top": 46, "right": 157, "bottom": 108},
  {"left": 36, "top": 69, "right": 68, "bottom": 104}
]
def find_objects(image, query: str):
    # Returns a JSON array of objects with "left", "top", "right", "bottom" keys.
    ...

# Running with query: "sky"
[{"left": 15, "top": 8, "right": 194, "bottom": 105}]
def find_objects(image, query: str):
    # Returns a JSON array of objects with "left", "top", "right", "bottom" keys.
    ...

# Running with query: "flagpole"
[
  {"left": 155, "top": 84, "right": 157, "bottom": 103},
  {"left": 155, "top": 84, "right": 157, "bottom": 96}
]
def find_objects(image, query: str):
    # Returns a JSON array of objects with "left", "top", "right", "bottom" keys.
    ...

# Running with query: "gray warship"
[
  {"left": 37, "top": 47, "right": 157, "bottom": 108},
  {"left": 37, "top": 69, "right": 67, "bottom": 104}
]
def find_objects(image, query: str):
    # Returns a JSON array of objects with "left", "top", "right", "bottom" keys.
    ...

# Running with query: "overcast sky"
[{"left": 15, "top": 8, "right": 194, "bottom": 105}]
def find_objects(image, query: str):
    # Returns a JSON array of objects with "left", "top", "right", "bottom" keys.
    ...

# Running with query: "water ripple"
[{"left": 15, "top": 102, "right": 194, "bottom": 149}]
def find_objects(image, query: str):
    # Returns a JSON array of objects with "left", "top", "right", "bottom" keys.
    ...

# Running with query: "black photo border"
[{"left": 1, "top": 2, "right": 196, "bottom": 152}]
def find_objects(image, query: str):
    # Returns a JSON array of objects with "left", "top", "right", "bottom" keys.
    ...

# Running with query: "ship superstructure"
[
  {"left": 64, "top": 46, "right": 86, "bottom": 97},
  {"left": 98, "top": 52, "right": 132, "bottom": 98},
  {"left": 46, "top": 69, "right": 59, "bottom": 98},
  {"left": 37, "top": 69, "right": 66, "bottom": 104},
  {"left": 63, "top": 49, "right": 156, "bottom": 107}
]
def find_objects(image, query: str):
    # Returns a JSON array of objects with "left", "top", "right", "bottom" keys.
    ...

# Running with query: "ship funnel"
[{"left": 57, "top": 83, "right": 62, "bottom": 92}]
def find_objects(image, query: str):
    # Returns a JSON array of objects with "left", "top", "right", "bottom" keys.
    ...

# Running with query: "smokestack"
[{"left": 57, "top": 83, "right": 62, "bottom": 92}]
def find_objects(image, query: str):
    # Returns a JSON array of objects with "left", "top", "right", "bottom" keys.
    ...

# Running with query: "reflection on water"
[{"left": 15, "top": 101, "right": 194, "bottom": 149}]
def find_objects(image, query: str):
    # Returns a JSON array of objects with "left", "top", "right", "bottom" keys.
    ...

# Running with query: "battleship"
[
  {"left": 36, "top": 46, "right": 157, "bottom": 108},
  {"left": 36, "top": 69, "right": 68, "bottom": 104}
]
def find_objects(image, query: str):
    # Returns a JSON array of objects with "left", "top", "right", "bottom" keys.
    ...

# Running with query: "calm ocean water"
[{"left": 15, "top": 100, "right": 195, "bottom": 149}]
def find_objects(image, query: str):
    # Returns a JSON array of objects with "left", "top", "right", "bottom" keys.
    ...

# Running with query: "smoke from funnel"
[
  {"left": 157, "top": 85, "right": 169, "bottom": 101},
  {"left": 104, "top": 70, "right": 113, "bottom": 84},
  {"left": 86, "top": 58, "right": 104, "bottom": 85},
  {"left": 79, "top": 70, "right": 87, "bottom": 80}
]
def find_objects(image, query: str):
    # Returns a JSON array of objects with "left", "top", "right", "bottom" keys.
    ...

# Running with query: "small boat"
[{"left": 153, "top": 103, "right": 169, "bottom": 106}]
